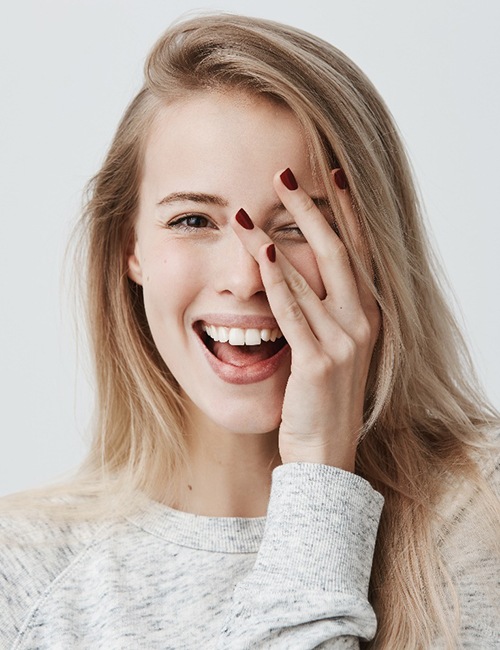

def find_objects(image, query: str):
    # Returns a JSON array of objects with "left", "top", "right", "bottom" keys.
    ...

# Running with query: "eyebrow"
[
  {"left": 157, "top": 192, "right": 228, "bottom": 207},
  {"left": 157, "top": 191, "right": 331, "bottom": 213}
]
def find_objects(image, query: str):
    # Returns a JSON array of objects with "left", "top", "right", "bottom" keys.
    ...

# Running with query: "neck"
[{"left": 168, "top": 409, "right": 281, "bottom": 518}]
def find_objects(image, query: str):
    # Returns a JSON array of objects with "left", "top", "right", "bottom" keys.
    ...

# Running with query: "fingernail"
[
  {"left": 235, "top": 208, "right": 254, "bottom": 230},
  {"left": 280, "top": 168, "right": 298, "bottom": 191},
  {"left": 333, "top": 168, "right": 348, "bottom": 190},
  {"left": 266, "top": 243, "right": 276, "bottom": 263}
]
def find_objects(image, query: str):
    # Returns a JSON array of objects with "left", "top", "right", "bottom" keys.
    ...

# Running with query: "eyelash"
[
  {"left": 275, "top": 226, "right": 305, "bottom": 240},
  {"left": 166, "top": 214, "right": 215, "bottom": 231},
  {"left": 167, "top": 218, "right": 306, "bottom": 242},
  {"left": 165, "top": 214, "right": 338, "bottom": 240}
]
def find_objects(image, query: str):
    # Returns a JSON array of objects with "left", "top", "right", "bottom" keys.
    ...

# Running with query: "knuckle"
[
  {"left": 299, "top": 194, "right": 317, "bottom": 215},
  {"left": 352, "top": 316, "right": 372, "bottom": 346},
  {"left": 334, "top": 335, "right": 357, "bottom": 366},
  {"left": 287, "top": 270, "right": 309, "bottom": 298},
  {"left": 317, "top": 239, "right": 348, "bottom": 264},
  {"left": 334, "top": 242, "right": 350, "bottom": 264},
  {"left": 284, "top": 299, "right": 304, "bottom": 322},
  {"left": 269, "top": 274, "right": 288, "bottom": 291},
  {"left": 307, "top": 353, "right": 335, "bottom": 379},
  {"left": 324, "top": 332, "right": 359, "bottom": 371}
]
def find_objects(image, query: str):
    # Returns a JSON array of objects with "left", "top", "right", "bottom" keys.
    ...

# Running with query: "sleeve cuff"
[{"left": 254, "top": 462, "right": 384, "bottom": 597}]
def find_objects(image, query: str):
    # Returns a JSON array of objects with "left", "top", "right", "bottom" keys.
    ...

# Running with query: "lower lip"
[{"left": 195, "top": 332, "right": 290, "bottom": 385}]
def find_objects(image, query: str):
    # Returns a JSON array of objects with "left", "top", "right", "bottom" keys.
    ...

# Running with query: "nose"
[{"left": 214, "top": 230, "right": 265, "bottom": 301}]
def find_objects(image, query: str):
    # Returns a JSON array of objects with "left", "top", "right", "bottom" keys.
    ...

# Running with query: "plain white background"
[{"left": 1, "top": 0, "right": 499, "bottom": 496}]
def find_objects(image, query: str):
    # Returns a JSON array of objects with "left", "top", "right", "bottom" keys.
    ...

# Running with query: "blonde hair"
[{"left": 4, "top": 13, "right": 499, "bottom": 648}]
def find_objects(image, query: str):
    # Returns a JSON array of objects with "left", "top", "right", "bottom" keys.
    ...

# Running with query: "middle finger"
[{"left": 273, "top": 168, "right": 367, "bottom": 320}]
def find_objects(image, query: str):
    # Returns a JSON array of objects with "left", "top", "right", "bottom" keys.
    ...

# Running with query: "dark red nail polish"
[
  {"left": 334, "top": 169, "right": 348, "bottom": 190},
  {"left": 235, "top": 208, "right": 254, "bottom": 230},
  {"left": 280, "top": 168, "right": 298, "bottom": 191},
  {"left": 266, "top": 243, "right": 276, "bottom": 263}
]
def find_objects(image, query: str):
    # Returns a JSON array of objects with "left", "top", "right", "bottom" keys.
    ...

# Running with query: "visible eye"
[
  {"left": 272, "top": 215, "right": 339, "bottom": 243},
  {"left": 273, "top": 225, "right": 306, "bottom": 241},
  {"left": 165, "top": 214, "right": 216, "bottom": 231}
]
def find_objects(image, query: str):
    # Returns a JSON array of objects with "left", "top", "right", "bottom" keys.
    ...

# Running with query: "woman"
[{"left": 1, "top": 13, "right": 498, "bottom": 649}]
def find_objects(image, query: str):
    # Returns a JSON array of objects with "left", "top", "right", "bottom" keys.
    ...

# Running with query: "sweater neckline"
[{"left": 126, "top": 498, "right": 266, "bottom": 554}]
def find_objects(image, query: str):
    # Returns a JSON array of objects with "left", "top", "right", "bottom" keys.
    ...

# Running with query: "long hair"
[{"left": 5, "top": 13, "right": 499, "bottom": 648}]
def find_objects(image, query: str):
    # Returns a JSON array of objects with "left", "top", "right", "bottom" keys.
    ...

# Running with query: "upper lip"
[{"left": 193, "top": 314, "right": 279, "bottom": 330}]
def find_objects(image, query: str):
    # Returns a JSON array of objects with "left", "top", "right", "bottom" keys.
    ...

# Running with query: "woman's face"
[{"left": 129, "top": 91, "right": 328, "bottom": 435}]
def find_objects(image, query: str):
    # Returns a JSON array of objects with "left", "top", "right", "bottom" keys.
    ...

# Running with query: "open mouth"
[{"left": 194, "top": 321, "right": 288, "bottom": 368}]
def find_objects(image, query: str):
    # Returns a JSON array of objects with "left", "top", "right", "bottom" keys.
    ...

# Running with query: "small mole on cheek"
[{"left": 187, "top": 484, "right": 193, "bottom": 491}]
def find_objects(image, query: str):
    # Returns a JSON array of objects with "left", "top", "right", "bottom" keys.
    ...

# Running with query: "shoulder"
[
  {"left": 438, "top": 429, "right": 500, "bottom": 522},
  {"left": 0, "top": 499, "right": 107, "bottom": 647},
  {"left": 436, "top": 431, "right": 500, "bottom": 643}
]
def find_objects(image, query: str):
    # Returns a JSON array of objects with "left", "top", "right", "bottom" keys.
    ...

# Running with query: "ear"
[{"left": 127, "top": 235, "right": 143, "bottom": 285}]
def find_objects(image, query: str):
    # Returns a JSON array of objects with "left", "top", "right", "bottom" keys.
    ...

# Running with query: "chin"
[
  {"left": 219, "top": 416, "right": 281, "bottom": 436},
  {"left": 191, "top": 390, "right": 284, "bottom": 435},
  {"left": 218, "top": 404, "right": 282, "bottom": 435}
]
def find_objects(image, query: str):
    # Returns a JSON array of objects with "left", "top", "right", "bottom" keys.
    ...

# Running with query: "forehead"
[
  {"left": 147, "top": 89, "right": 300, "bottom": 140},
  {"left": 141, "top": 90, "right": 314, "bottom": 192}
]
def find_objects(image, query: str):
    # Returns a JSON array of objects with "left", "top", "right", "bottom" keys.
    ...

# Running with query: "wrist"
[{"left": 279, "top": 443, "right": 356, "bottom": 472}]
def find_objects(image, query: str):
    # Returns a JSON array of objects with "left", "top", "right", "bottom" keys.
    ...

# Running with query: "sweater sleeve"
[{"left": 217, "top": 463, "right": 384, "bottom": 649}]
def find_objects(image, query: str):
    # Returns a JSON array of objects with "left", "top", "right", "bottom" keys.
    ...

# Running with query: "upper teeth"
[{"left": 202, "top": 324, "right": 283, "bottom": 346}]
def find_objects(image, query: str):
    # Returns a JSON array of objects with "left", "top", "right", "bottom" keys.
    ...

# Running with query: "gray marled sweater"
[{"left": 0, "top": 462, "right": 498, "bottom": 648}]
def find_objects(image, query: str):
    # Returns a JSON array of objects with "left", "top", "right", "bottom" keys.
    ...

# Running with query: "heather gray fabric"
[{"left": 1, "top": 460, "right": 498, "bottom": 648}]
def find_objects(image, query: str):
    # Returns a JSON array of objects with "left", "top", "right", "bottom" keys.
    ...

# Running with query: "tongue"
[{"left": 213, "top": 341, "right": 280, "bottom": 367}]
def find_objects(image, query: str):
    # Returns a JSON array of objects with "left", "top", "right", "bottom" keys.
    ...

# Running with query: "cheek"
[
  {"left": 286, "top": 246, "right": 326, "bottom": 300},
  {"left": 141, "top": 242, "right": 204, "bottom": 320}
]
